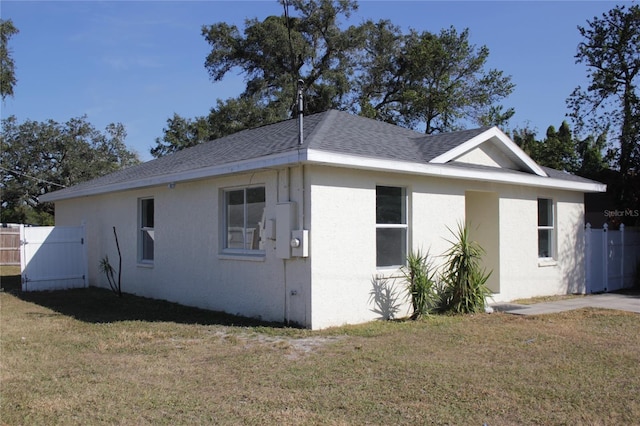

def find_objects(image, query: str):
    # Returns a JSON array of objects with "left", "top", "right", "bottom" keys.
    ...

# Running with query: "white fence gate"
[
  {"left": 585, "top": 223, "right": 640, "bottom": 293},
  {"left": 20, "top": 225, "right": 88, "bottom": 292}
]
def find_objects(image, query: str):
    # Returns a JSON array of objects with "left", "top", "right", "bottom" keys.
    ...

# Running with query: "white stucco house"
[{"left": 41, "top": 110, "right": 606, "bottom": 329}]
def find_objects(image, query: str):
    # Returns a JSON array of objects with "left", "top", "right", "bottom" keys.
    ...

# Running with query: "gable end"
[{"left": 429, "top": 127, "right": 548, "bottom": 177}]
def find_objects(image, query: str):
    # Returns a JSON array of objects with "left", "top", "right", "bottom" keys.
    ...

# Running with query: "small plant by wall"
[
  {"left": 439, "top": 223, "right": 492, "bottom": 314},
  {"left": 401, "top": 249, "right": 438, "bottom": 319},
  {"left": 99, "top": 227, "right": 123, "bottom": 297}
]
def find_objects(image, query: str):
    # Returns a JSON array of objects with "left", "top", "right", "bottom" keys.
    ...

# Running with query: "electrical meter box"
[{"left": 276, "top": 202, "right": 296, "bottom": 259}]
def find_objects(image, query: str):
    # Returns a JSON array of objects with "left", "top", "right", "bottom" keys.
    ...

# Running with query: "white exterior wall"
[
  {"left": 306, "top": 167, "right": 406, "bottom": 329},
  {"left": 307, "top": 166, "right": 469, "bottom": 329},
  {"left": 54, "top": 169, "right": 312, "bottom": 325},
  {"left": 54, "top": 164, "right": 587, "bottom": 330},
  {"left": 307, "top": 166, "right": 587, "bottom": 329},
  {"left": 495, "top": 187, "right": 586, "bottom": 301}
]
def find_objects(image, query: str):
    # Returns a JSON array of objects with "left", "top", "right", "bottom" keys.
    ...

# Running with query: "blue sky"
[{"left": 1, "top": 0, "right": 627, "bottom": 161}]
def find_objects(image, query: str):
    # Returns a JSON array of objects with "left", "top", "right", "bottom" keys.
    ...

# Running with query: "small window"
[
  {"left": 376, "top": 186, "right": 407, "bottom": 267},
  {"left": 139, "top": 198, "right": 154, "bottom": 262},
  {"left": 224, "top": 186, "right": 265, "bottom": 252},
  {"left": 538, "top": 198, "right": 554, "bottom": 258}
]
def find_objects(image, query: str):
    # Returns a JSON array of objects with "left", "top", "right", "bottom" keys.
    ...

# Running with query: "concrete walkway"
[{"left": 491, "top": 292, "right": 640, "bottom": 315}]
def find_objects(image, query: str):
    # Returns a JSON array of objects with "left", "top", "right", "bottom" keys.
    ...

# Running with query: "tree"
[
  {"left": 511, "top": 121, "right": 608, "bottom": 177},
  {"left": 202, "top": 0, "right": 362, "bottom": 117},
  {"left": 153, "top": 0, "right": 516, "bottom": 156},
  {"left": 568, "top": 4, "right": 640, "bottom": 209},
  {"left": 576, "top": 131, "right": 609, "bottom": 178},
  {"left": 151, "top": 96, "right": 289, "bottom": 158},
  {"left": 151, "top": 113, "right": 212, "bottom": 158},
  {"left": 0, "top": 19, "right": 19, "bottom": 100},
  {"left": 511, "top": 126, "right": 539, "bottom": 160},
  {"left": 1, "top": 116, "right": 140, "bottom": 224},
  {"left": 539, "top": 121, "right": 579, "bottom": 172},
  {"left": 357, "top": 25, "right": 515, "bottom": 133}
]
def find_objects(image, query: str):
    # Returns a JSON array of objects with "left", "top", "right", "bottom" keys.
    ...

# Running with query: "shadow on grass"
[{"left": 1, "top": 275, "right": 288, "bottom": 327}]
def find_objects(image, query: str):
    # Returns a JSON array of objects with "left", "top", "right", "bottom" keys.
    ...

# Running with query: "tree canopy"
[
  {"left": 511, "top": 121, "right": 608, "bottom": 178},
  {"left": 152, "top": 0, "right": 514, "bottom": 157},
  {"left": 568, "top": 4, "right": 640, "bottom": 210},
  {"left": 0, "top": 18, "right": 19, "bottom": 100},
  {"left": 1, "top": 116, "right": 140, "bottom": 224},
  {"left": 356, "top": 23, "right": 514, "bottom": 133}
]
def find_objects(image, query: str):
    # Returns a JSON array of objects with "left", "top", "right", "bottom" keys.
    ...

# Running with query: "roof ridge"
[
  {"left": 409, "top": 126, "right": 491, "bottom": 140},
  {"left": 302, "top": 109, "right": 339, "bottom": 147}
]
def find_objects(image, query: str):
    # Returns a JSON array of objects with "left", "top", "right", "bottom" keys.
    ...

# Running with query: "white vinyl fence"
[
  {"left": 20, "top": 225, "right": 88, "bottom": 291},
  {"left": 585, "top": 223, "right": 640, "bottom": 293}
]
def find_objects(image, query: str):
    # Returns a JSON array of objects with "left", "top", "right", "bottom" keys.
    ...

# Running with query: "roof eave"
[
  {"left": 41, "top": 141, "right": 606, "bottom": 204},
  {"left": 40, "top": 150, "right": 306, "bottom": 202},
  {"left": 306, "top": 149, "right": 606, "bottom": 193}
]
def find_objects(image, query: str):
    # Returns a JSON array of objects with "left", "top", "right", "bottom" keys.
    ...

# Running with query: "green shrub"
[
  {"left": 401, "top": 249, "right": 438, "bottom": 319},
  {"left": 439, "top": 223, "right": 492, "bottom": 314}
]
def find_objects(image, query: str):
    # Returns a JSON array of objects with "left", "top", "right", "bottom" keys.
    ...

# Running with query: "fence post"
[
  {"left": 603, "top": 223, "right": 608, "bottom": 292},
  {"left": 19, "top": 224, "right": 26, "bottom": 291},
  {"left": 620, "top": 223, "right": 625, "bottom": 287},
  {"left": 585, "top": 223, "right": 592, "bottom": 293}
]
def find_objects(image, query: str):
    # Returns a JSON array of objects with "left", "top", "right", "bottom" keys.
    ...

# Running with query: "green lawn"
[{"left": 2, "top": 266, "right": 639, "bottom": 425}]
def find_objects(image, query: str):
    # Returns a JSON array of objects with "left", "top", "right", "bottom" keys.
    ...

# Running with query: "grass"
[{"left": 2, "top": 266, "right": 640, "bottom": 425}]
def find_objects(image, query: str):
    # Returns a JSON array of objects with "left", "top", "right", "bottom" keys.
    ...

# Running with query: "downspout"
[{"left": 280, "top": 167, "right": 288, "bottom": 324}]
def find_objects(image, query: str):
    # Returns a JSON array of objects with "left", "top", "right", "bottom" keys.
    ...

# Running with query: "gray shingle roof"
[
  {"left": 40, "top": 109, "right": 602, "bottom": 202},
  {"left": 307, "top": 110, "right": 490, "bottom": 162}
]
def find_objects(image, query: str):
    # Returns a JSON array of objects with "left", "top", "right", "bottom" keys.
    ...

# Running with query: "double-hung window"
[
  {"left": 224, "top": 186, "right": 266, "bottom": 252},
  {"left": 139, "top": 198, "right": 154, "bottom": 263},
  {"left": 376, "top": 186, "right": 407, "bottom": 268},
  {"left": 537, "top": 198, "right": 554, "bottom": 259}
]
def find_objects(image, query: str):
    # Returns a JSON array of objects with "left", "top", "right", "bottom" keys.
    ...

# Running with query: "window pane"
[
  {"left": 376, "top": 186, "right": 405, "bottom": 224},
  {"left": 538, "top": 229, "right": 551, "bottom": 258},
  {"left": 141, "top": 199, "right": 154, "bottom": 228},
  {"left": 246, "top": 187, "right": 265, "bottom": 249},
  {"left": 538, "top": 199, "right": 552, "bottom": 227},
  {"left": 225, "top": 187, "right": 265, "bottom": 250},
  {"left": 226, "top": 190, "right": 244, "bottom": 227},
  {"left": 142, "top": 229, "right": 154, "bottom": 260},
  {"left": 376, "top": 228, "right": 407, "bottom": 267},
  {"left": 226, "top": 190, "right": 245, "bottom": 249},
  {"left": 140, "top": 198, "right": 154, "bottom": 262}
]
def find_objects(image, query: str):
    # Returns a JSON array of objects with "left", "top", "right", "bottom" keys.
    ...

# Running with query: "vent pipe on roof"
[{"left": 297, "top": 79, "right": 304, "bottom": 146}]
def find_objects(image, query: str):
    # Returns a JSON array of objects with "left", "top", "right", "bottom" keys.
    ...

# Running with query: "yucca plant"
[
  {"left": 440, "top": 222, "right": 492, "bottom": 314},
  {"left": 401, "top": 249, "right": 438, "bottom": 319}
]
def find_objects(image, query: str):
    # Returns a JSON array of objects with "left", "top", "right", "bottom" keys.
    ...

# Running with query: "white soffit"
[{"left": 429, "top": 127, "right": 548, "bottom": 178}]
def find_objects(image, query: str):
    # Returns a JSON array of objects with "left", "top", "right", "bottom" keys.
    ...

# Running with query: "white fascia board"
[
  {"left": 40, "top": 150, "right": 305, "bottom": 202},
  {"left": 305, "top": 149, "right": 606, "bottom": 193},
  {"left": 429, "top": 127, "right": 548, "bottom": 177}
]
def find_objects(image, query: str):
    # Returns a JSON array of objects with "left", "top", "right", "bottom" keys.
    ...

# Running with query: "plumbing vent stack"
[{"left": 297, "top": 79, "right": 304, "bottom": 145}]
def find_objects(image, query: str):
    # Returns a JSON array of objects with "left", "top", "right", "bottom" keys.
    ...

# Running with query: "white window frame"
[
  {"left": 138, "top": 197, "right": 154, "bottom": 264},
  {"left": 537, "top": 198, "right": 555, "bottom": 260},
  {"left": 376, "top": 185, "right": 408, "bottom": 269},
  {"left": 222, "top": 185, "right": 266, "bottom": 256}
]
